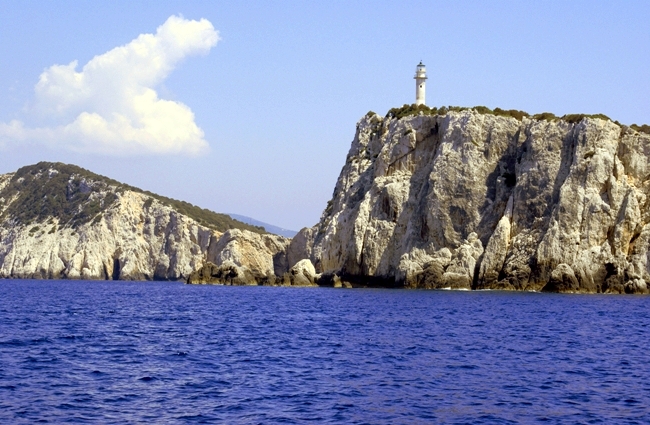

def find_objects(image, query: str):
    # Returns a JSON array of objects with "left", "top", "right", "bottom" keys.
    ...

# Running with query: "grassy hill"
[{"left": 0, "top": 162, "right": 266, "bottom": 234}]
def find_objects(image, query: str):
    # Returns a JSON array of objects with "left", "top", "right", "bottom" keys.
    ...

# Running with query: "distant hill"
[
  {"left": 0, "top": 162, "right": 265, "bottom": 234},
  {"left": 0, "top": 161, "right": 283, "bottom": 281},
  {"left": 228, "top": 214, "right": 297, "bottom": 238}
]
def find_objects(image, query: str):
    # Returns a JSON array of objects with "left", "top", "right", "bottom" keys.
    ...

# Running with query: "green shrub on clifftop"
[
  {"left": 383, "top": 105, "right": 647, "bottom": 131},
  {"left": 561, "top": 113, "right": 611, "bottom": 124},
  {"left": 386, "top": 104, "right": 438, "bottom": 119},
  {"left": 532, "top": 112, "right": 557, "bottom": 121},
  {"left": 385, "top": 104, "right": 529, "bottom": 121},
  {"left": 492, "top": 108, "right": 530, "bottom": 121},
  {"left": 631, "top": 124, "right": 650, "bottom": 135}
]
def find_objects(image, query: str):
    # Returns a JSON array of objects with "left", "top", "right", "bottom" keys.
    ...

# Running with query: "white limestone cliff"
[
  {"left": 296, "top": 110, "right": 650, "bottom": 293},
  {"left": 0, "top": 191, "right": 207, "bottom": 280}
]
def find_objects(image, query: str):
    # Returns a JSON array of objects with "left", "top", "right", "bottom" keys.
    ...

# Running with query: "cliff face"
[
  {"left": 0, "top": 163, "right": 288, "bottom": 281},
  {"left": 302, "top": 111, "right": 650, "bottom": 293}
]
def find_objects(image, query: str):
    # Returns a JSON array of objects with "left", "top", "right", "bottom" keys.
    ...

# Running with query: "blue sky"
[{"left": 0, "top": 1, "right": 648, "bottom": 231}]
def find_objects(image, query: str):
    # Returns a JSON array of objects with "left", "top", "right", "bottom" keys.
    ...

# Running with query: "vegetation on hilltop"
[
  {"left": 631, "top": 124, "right": 650, "bottom": 134},
  {"left": 383, "top": 104, "right": 649, "bottom": 134},
  {"left": 385, "top": 104, "right": 530, "bottom": 121},
  {"left": 531, "top": 111, "right": 613, "bottom": 123},
  {"left": 0, "top": 162, "right": 266, "bottom": 233}
]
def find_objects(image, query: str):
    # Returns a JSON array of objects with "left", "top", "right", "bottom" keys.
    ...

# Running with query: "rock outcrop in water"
[
  {"left": 187, "top": 235, "right": 317, "bottom": 287},
  {"left": 290, "top": 109, "right": 650, "bottom": 294},
  {"left": 188, "top": 229, "right": 292, "bottom": 285},
  {"left": 0, "top": 162, "right": 287, "bottom": 281}
]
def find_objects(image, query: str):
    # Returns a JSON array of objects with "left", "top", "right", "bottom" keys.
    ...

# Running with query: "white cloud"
[{"left": 0, "top": 15, "right": 219, "bottom": 155}]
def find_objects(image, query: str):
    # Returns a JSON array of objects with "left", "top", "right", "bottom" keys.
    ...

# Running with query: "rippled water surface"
[{"left": 0, "top": 280, "right": 649, "bottom": 423}]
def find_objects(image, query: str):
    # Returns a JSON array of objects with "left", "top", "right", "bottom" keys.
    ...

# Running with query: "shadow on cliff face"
[
  {"left": 485, "top": 122, "right": 577, "bottom": 291},
  {"left": 476, "top": 141, "right": 518, "bottom": 242},
  {"left": 355, "top": 114, "right": 526, "bottom": 289},
  {"left": 395, "top": 117, "right": 523, "bottom": 289},
  {"left": 527, "top": 125, "right": 580, "bottom": 287},
  {"left": 112, "top": 258, "right": 120, "bottom": 280},
  {"left": 369, "top": 117, "right": 443, "bottom": 281}
]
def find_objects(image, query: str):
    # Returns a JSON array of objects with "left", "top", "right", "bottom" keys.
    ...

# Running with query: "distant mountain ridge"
[{"left": 228, "top": 214, "right": 297, "bottom": 238}]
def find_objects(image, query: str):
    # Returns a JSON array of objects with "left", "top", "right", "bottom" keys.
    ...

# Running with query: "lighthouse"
[{"left": 414, "top": 61, "right": 427, "bottom": 105}]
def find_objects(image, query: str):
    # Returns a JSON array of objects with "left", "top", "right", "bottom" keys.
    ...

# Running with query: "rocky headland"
[{"left": 287, "top": 106, "right": 650, "bottom": 294}]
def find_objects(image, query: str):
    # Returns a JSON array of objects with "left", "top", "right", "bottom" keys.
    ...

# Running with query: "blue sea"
[{"left": 0, "top": 280, "right": 648, "bottom": 424}]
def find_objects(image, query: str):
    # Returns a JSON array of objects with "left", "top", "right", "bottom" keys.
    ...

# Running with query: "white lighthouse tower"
[{"left": 414, "top": 61, "right": 427, "bottom": 105}]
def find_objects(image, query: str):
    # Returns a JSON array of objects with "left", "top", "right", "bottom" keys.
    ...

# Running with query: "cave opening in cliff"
[
  {"left": 503, "top": 172, "right": 517, "bottom": 187},
  {"left": 112, "top": 258, "right": 121, "bottom": 280}
]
